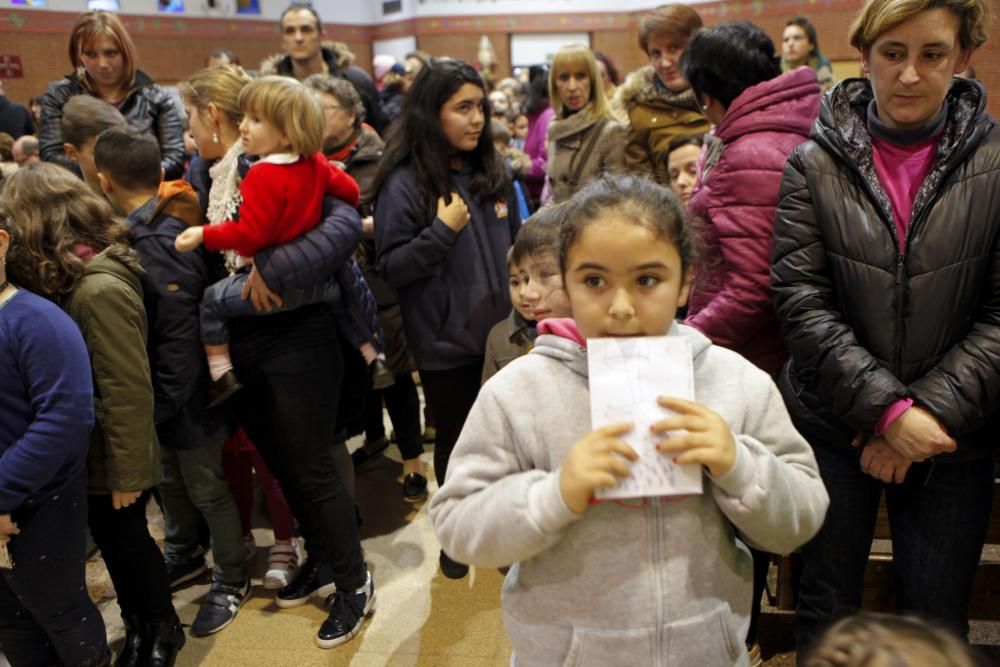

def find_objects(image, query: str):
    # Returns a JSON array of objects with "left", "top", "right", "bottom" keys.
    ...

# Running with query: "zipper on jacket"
[
  {"left": 651, "top": 500, "right": 665, "bottom": 666},
  {"left": 893, "top": 254, "right": 905, "bottom": 376}
]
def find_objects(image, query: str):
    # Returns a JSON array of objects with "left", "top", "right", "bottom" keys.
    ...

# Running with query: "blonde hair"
[
  {"left": 68, "top": 11, "right": 138, "bottom": 94},
  {"left": 548, "top": 44, "right": 611, "bottom": 120},
  {"left": 178, "top": 65, "right": 253, "bottom": 131},
  {"left": 0, "top": 162, "right": 134, "bottom": 298},
  {"left": 237, "top": 76, "right": 324, "bottom": 157},
  {"left": 849, "top": 0, "right": 991, "bottom": 52},
  {"left": 804, "top": 613, "right": 981, "bottom": 667}
]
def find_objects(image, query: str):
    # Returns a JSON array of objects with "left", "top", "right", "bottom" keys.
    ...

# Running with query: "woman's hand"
[
  {"left": 884, "top": 406, "right": 956, "bottom": 462},
  {"left": 112, "top": 490, "right": 143, "bottom": 510},
  {"left": 559, "top": 423, "right": 637, "bottom": 514},
  {"left": 174, "top": 226, "right": 204, "bottom": 253},
  {"left": 0, "top": 514, "right": 19, "bottom": 544},
  {"left": 437, "top": 193, "right": 470, "bottom": 232},
  {"left": 858, "top": 437, "right": 911, "bottom": 484},
  {"left": 652, "top": 396, "right": 737, "bottom": 479},
  {"left": 240, "top": 263, "right": 283, "bottom": 312}
]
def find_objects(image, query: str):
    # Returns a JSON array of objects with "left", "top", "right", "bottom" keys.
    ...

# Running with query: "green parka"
[{"left": 63, "top": 248, "right": 160, "bottom": 495}]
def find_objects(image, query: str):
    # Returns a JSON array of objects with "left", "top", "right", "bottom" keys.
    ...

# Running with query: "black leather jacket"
[
  {"left": 39, "top": 69, "right": 185, "bottom": 179},
  {"left": 771, "top": 78, "right": 1000, "bottom": 460}
]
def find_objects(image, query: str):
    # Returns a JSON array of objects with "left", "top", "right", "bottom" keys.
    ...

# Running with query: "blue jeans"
[
  {"left": 200, "top": 270, "right": 331, "bottom": 346},
  {"left": 796, "top": 442, "right": 994, "bottom": 654}
]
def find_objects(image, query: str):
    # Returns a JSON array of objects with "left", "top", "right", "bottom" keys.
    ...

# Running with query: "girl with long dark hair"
[{"left": 373, "top": 59, "right": 521, "bottom": 579}]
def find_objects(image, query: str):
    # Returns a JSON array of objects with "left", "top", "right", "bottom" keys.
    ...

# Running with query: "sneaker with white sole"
[
  {"left": 315, "top": 570, "right": 375, "bottom": 649},
  {"left": 275, "top": 558, "right": 336, "bottom": 608},
  {"left": 190, "top": 579, "right": 251, "bottom": 637},
  {"left": 263, "top": 540, "right": 301, "bottom": 590}
]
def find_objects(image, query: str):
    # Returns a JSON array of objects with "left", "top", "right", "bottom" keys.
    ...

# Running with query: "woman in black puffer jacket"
[
  {"left": 39, "top": 11, "right": 184, "bottom": 179},
  {"left": 771, "top": 0, "right": 998, "bottom": 654}
]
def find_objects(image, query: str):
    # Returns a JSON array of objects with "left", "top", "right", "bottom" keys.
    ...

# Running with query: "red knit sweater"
[{"left": 202, "top": 152, "right": 360, "bottom": 257}]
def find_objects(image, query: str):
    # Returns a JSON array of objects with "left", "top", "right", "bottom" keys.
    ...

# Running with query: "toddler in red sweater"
[{"left": 175, "top": 76, "right": 367, "bottom": 405}]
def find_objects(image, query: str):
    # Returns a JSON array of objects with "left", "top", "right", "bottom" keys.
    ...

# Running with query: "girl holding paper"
[{"left": 430, "top": 174, "right": 828, "bottom": 667}]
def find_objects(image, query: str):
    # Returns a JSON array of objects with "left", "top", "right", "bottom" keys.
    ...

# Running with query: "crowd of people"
[{"left": 0, "top": 0, "right": 996, "bottom": 665}]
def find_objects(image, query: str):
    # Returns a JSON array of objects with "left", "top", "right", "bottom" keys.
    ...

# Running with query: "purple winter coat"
[
  {"left": 685, "top": 67, "right": 821, "bottom": 375},
  {"left": 524, "top": 105, "right": 555, "bottom": 202}
]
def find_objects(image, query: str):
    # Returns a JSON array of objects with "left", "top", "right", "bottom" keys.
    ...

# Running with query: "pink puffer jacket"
[{"left": 686, "top": 67, "right": 821, "bottom": 374}]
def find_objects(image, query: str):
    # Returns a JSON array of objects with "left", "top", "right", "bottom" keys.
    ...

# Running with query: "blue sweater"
[{"left": 0, "top": 289, "right": 94, "bottom": 512}]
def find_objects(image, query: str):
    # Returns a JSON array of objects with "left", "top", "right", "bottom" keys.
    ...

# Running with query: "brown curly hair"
[{"left": 0, "top": 162, "right": 137, "bottom": 299}]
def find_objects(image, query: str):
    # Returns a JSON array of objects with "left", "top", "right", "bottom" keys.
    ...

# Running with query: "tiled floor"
[{"left": 82, "top": 434, "right": 1000, "bottom": 666}]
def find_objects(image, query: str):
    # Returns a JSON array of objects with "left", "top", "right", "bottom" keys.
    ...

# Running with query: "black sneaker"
[
  {"left": 206, "top": 370, "right": 243, "bottom": 409},
  {"left": 164, "top": 555, "right": 209, "bottom": 590},
  {"left": 315, "top": 570, "right": 376, "bottom": 649},
  {"left": 351, "top": 437, "right": 389, "bottom": 469},
  {"left": 275, "top": 559, "right": 336, "bottom": 609},
  {"left": 439, "top": 550, "right": 469, "bottom": 579},
  {"left": 403, "top": 473, "right": 428, "bottom": 502},
  {"left": 189, "top": 579, "right": 250, "bottom": 637}
]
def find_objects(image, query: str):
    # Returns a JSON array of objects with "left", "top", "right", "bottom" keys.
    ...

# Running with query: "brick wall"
[
  {"left": 0, "top": 9, "right": 371, "bottom": 104},
  {"left": 1, "top": 3, "right": 997, "bottom": 118}
]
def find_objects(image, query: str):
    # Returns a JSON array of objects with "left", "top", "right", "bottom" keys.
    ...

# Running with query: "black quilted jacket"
[
  {"left": 39, "top": 70, "right": 185, "bottom": 180},
  {"left": 771, "top": 77, "right": 1000, "bottom": 461}
]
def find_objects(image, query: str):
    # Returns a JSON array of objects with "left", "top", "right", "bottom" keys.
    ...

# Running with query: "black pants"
[
  {"left": 364, "top": 372, "right": 423, "bottom": 461},
  {"left": 0, "top": 473, "right": 108, "bottom": 667},
  {"left": 796, "top": 443, "right": 994, "bottom": 655},
  {"left": 746, "top": 547, "right": 771, "bottom": 645},
  {"left": 232, "top": 324, "right": 366, "bottom": 591},
  {"left": 88, "top": 490, "right": 175, "bottom": 623},
  {"left": 419, "top": 360, "right": 484, "bottom": 487}
]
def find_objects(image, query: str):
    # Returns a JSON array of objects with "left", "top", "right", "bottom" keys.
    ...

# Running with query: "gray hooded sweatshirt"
[{"left": 430, "top": 323, "right": 828, "bottom": 667}]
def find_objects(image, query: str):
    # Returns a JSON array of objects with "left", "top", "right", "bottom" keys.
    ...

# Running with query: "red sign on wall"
[{"left": 0, "top": 56, "right": 24, "bottom": 79}]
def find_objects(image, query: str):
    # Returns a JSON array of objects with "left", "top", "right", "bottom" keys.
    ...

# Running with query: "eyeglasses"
[{"left": 322, "top": 104, "right": 345, "bottom": 113}]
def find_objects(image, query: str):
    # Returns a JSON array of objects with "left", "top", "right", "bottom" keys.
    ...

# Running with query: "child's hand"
[
  {"left": 651, "top": 397, "right": 737, "bottom": 478},
  {"left": 437, "top": 193, "right": 470, "bottom": 232},
  {"left": 174, "top": 226, "right": 204, "bottom": 253},
  {"left": 559, "top": 423, "right": 637, "bottom": 514}
]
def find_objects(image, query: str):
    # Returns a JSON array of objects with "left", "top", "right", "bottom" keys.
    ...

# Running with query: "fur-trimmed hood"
[
  {"left": 259, "top": 42, "right": 356, "bottom": 77},
  {"left": 612, "top": 65, "right": 700, "bottom": 115}
]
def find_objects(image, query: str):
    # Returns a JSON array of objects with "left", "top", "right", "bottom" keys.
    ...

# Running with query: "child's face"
[
  {"left": 183, "top": 129, "right": 199, "bottom": 158},
  {"left": 513, "top": 115, "right": 529, "bottom": 140},
  {"left": 239, "top": 110, "right": 291, "bottom": 157},
  {"left": 523, "top": 251, "right": 572, "bottom": 322},
  {"left": 668, "top": 143, "right": 700, "bottom": 206},
  {"left": 67, "top": 137, "right": 100, "bottom": 192},
  {"left": 508, "top": 263, "right": 534, "bottom": 321},
  {"left": 564, "top": 215, "right": 690, "bottom": 339},
  {"left": 440, "top": 82, "right": 486, "bottom": 154}
]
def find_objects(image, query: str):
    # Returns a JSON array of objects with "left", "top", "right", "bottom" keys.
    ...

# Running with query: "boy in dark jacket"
[{"left": 94, "top": 128, "right": 251, "bottom": 638}]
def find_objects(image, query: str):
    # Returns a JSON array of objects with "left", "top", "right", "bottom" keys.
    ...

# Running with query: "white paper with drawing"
[{"left": 588, "top": 336, "right": 703, "bottom": 499}]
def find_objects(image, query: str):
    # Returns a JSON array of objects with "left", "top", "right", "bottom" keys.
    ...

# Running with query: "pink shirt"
[
  {"left": 871, "top": 135, "right": 937, "bottom": 253},
  {"left": 870, "top": 129, "right": 938, "bottom": 432}
]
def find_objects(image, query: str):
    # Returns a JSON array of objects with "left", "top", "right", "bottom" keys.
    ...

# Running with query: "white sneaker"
[{"left": 263, "top": 540, "right": 301, "bottom": 590}]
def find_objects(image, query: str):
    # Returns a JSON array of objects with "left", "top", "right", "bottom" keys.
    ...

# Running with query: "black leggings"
[
  {"left": 88, "top": 490, "right": 175, "bottom": 623},
  {"left": 233, "top": 327, "right": 366, "bottom": 591},
  {"left": 418, "top": 360, "right": 484, "bottom": 487},
  {"left": 364, "top": 372, "right": 423, "bottom": 461},
  {"left": 0, "top": 473, "right": 109, "bottom": 667}
]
